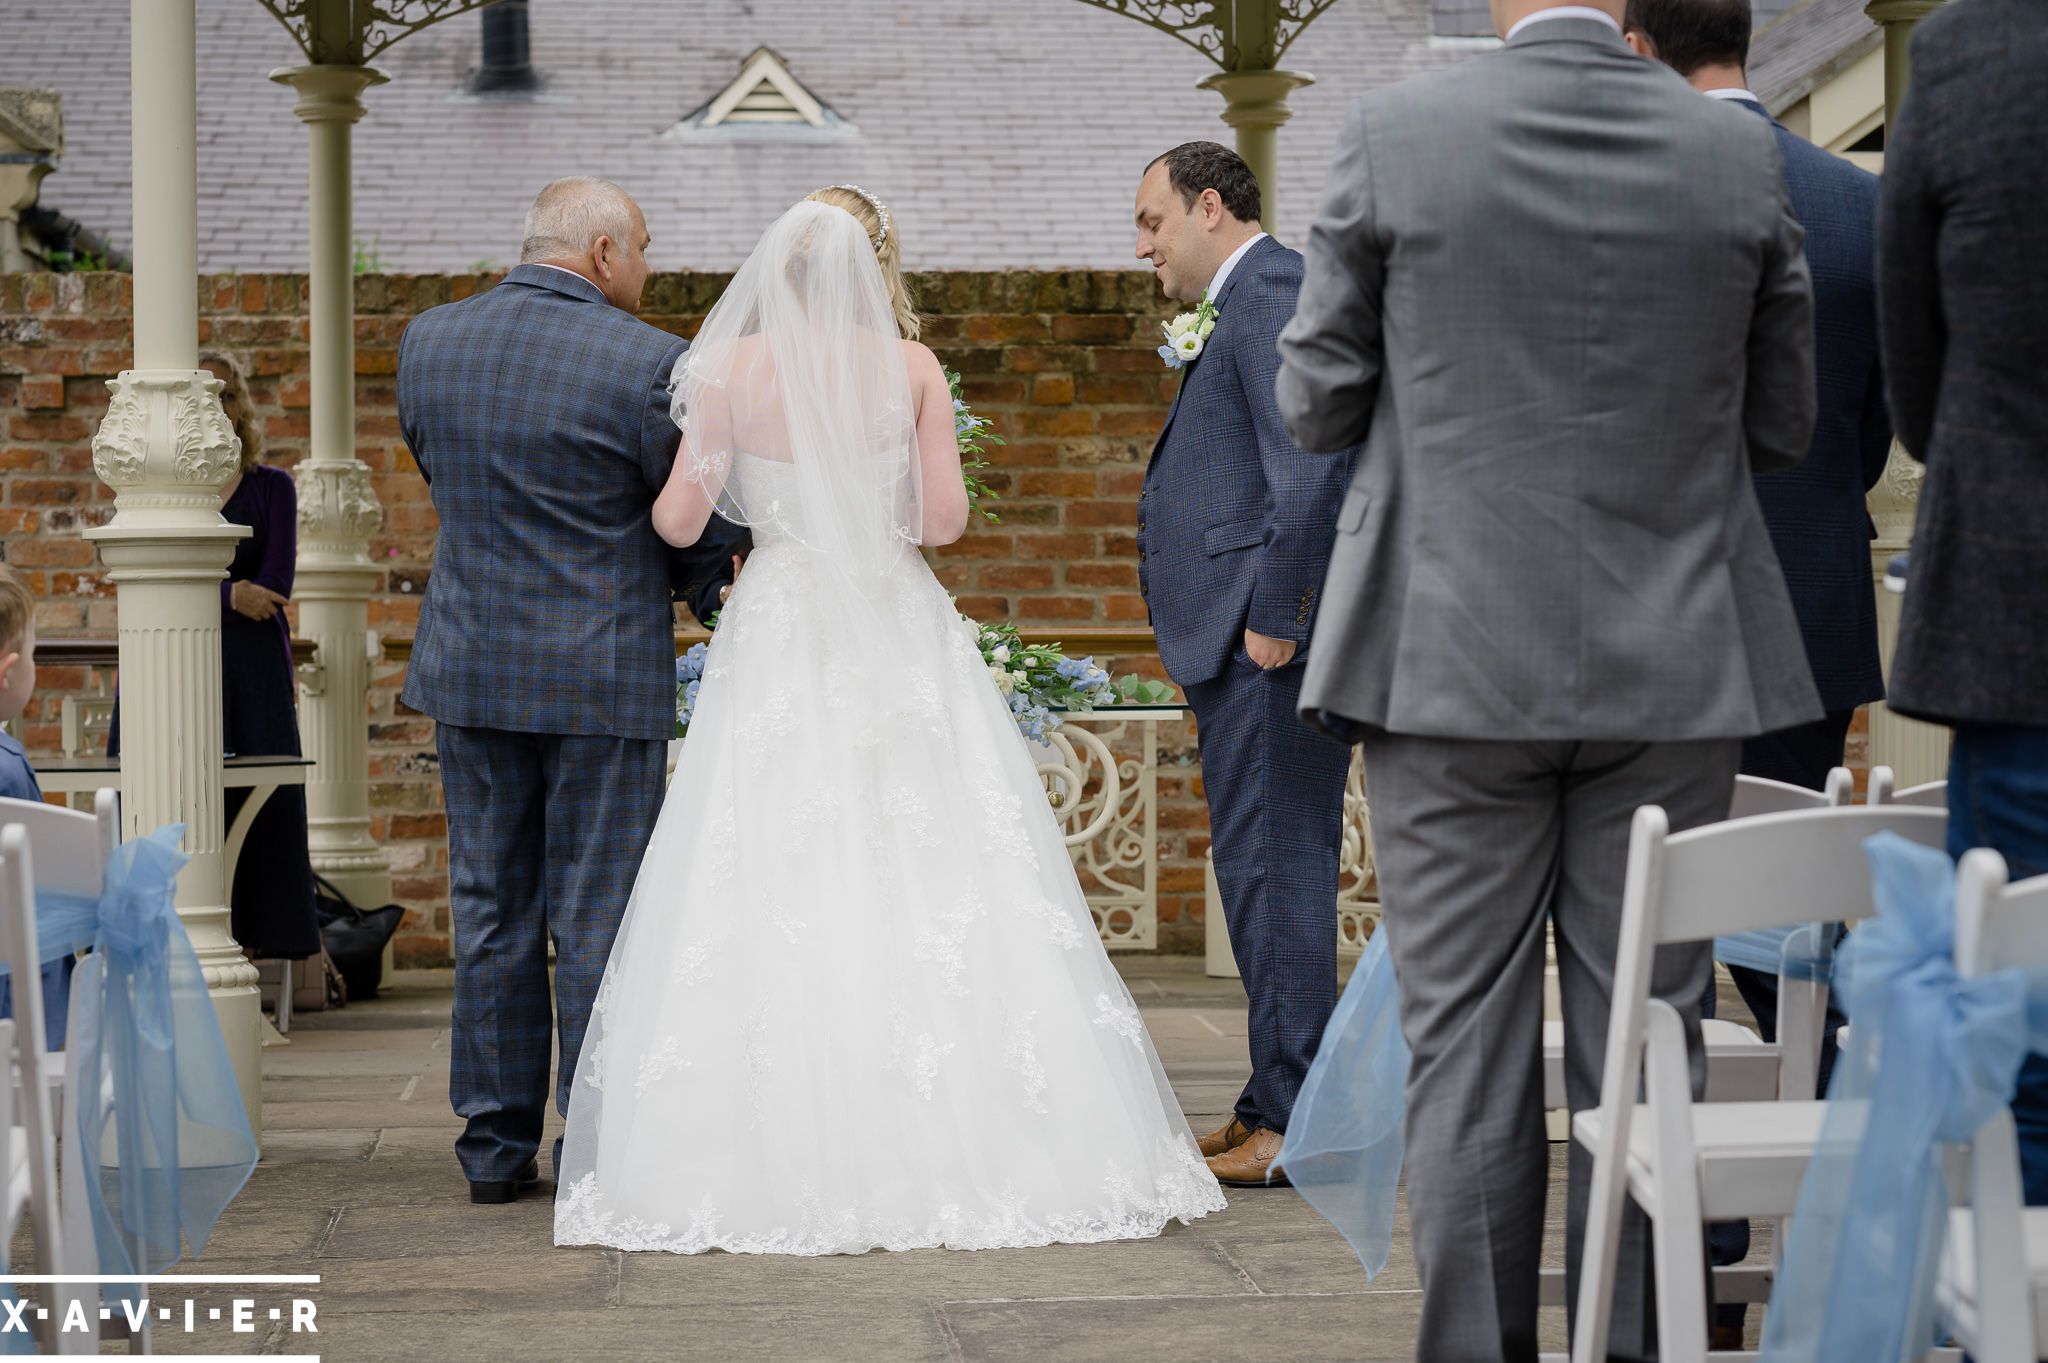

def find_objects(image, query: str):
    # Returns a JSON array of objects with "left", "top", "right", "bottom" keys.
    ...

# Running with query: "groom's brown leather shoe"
[
  {"left": 1197, "top": 1117, "right": 1254, "bottom": 1159},
  {"left": 1205, "top": 1127, "right": 1289, "bottom": 1187}
]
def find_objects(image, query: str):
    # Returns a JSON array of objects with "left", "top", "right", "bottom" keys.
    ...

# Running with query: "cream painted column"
[
  {"left": 85, "top": 0, "right": 262, "bottom": 1141},
  {"left": 1860, "top": 0, "right": 1949, "bottom": 787},
  {"left": 1865, "top": 0, "right": 1943, "bottom": 128},
  {"left": 1865, "top": 449, "right": 1950, "bottom": 784},
  {"left": 269, "top": 65, "right": 393, "bottom": 925},
  {"left": 1197, "top": 69, "right": 1313, "bottom": 234}
]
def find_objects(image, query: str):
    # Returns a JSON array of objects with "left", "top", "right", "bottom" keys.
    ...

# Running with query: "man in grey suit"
[{"left": 1275, "top": 0, "right": 1820, "bottom": 1355}]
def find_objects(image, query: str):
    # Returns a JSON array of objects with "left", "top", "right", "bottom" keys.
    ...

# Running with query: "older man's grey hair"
[{"left": 521, "top": 177, "right": 640, "bottom": 263}]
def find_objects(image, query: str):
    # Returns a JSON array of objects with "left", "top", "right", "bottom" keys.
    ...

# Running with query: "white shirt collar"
[
  {"left": 1204, "top": 232, "right": 1269, "bottom": 303},
  {"left": 1703, "top": 87, "right": 1764, "bottom": 106},
  {"left": 1505, "top": 6, "right": 1623, "bottom": 41}
]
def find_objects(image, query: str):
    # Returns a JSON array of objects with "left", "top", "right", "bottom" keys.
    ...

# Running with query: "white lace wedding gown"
[{"left": 552, "top": 450, "right": 1226, "bottom": 1254}]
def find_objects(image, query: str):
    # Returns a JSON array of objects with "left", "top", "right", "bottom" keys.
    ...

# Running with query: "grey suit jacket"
[{"left": 1276, "top": 19, "right": 1822, "bottom": 743}]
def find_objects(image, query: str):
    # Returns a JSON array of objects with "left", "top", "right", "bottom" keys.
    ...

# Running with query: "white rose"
[
  {"left": 991, "top": 644, "right": 1010, "bottom": 664},
  {"left": 989, "top": 665, "right": 1016, "bottom": 695},
  {"left": 1199, "top": 317, "right": 1216, "bottom": 338},
  {"left": 1174, "top": 331, "right": 1205, "bottom": 362}
]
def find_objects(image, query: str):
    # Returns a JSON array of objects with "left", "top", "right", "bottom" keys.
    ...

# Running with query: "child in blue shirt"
[{"left": 0, "top": 566, "right": 73, "bottom": 1048}]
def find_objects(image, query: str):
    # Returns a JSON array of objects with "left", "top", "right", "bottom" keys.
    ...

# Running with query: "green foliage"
[
  {"left": 1112, "top": 675, "right": 1178, "bottom": 705},
  {"left": 43, "top": 248, "right": 120, "bottom": 273},
  {"left": 947, "top": 367, "right": 1004, "bottom": 526},
  {"left": 352, "top": 237, "right": 387, "bottom": 275}
]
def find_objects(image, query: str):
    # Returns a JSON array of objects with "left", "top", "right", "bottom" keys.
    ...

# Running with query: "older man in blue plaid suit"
[
  {"left": 1133, "top": 143, "right": 1358, "bottom": 1187},
  {"left": 399, "top": 178, "right": 743, "bottom": 1204}
]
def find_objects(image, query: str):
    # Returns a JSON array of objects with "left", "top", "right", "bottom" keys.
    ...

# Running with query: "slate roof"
[
  {"left": 1750, "top": 0, "right": 1884, "bottom": 114},
  {"left": 0, "top": 0, "right": 1465, "bottom": 272}
]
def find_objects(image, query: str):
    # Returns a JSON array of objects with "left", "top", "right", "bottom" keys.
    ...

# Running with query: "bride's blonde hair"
[{"left": 806, "top": 185, "right": 920, "bottom": 341}]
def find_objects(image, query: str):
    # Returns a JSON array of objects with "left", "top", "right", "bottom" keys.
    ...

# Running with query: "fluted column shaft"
[
  {"left": 85, "top": 0, "right": 262, "bottom": 1141},
  {"left": 270, "top": 64, "right": 392, "bottom": 924}
]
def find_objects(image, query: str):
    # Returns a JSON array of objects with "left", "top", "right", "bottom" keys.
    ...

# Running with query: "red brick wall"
[{"left": 0, "top": 269, "right": 1217, "bottom": 962}]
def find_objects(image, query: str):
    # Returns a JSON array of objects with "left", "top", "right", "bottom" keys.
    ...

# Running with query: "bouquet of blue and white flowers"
[
  {"left": 966, "top": 616, "right": 1175, "bottom": 744},
  {"left": 674, "top": 640, "right": 709, "bottom": 739}
]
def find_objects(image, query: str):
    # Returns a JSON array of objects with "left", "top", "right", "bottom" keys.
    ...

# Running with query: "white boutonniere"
[{"left": 1159, "top": 297, "right": 1220, "bottom": 370}]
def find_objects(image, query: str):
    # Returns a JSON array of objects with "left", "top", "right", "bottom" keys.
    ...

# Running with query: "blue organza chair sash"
[
  {"left": 1760, "top": 833, "right": 2048, "bottom": 1362},
  {"left": 1713, "top": 921, "right": 1837, "bottom": 983},
  {"left": 1276, "top": 925, "right": 1412, "bottom": 1278},
  {"left": 0, "top": 825, "right": 257, "bottom": 1290}
]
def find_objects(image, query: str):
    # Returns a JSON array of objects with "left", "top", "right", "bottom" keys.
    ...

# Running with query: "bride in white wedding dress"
[{"left": 552, "top": 187, "right": 1225, "bottom": 1255}]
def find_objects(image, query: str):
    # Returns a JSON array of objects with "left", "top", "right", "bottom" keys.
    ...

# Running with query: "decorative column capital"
[
  {"left": 297, "top": 460, "right": 384, "bottom": 547},
  {"left": 86, "top": 369, "right": 249, "bottom": 533},
  {"left": 268, "top": 63, "right": 388, "bottom": 125},
  {"left": 1867, "top": 442, "right": 1924, "bottom": 551},
  {"left": 1196, "top": 68, "right": 1314, "bottom": 134},
  {"left": 1863, "top": 0, "right": 1944, "bottom": 24}
]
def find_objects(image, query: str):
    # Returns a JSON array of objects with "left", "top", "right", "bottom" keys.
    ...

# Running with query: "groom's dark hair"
[
  {"left": 1147, "top": 142, "right": 1262, "bottom": 226},
  {"left": 1624, "top": 0, "right": 1752, "bottom": 77}
]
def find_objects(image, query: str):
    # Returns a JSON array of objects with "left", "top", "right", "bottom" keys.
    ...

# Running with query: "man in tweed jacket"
[
  {"left": 1878, "top": 0, "right": 2048, "bottom": 1205},
  {"left": 398, "top": 178, "right": 741, "bottom": 1203},
  {"left": 1132, "top": 142, "right": 1357, "bottom": 1189}
]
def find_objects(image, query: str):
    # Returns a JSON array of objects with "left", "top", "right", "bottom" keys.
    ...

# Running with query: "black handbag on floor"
[{"left": 311, "top": 874, "right": 404, "bottom": 1003}]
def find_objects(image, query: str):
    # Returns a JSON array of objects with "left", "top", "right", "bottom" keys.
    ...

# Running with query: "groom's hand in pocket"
[{"left": 1243, "top": 628, "right": 1297, "bottom": 671}]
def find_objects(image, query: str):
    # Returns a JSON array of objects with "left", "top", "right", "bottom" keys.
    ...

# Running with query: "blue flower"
[{"left": 1158, "top": 343, "right": 1184, "bottom": 370}]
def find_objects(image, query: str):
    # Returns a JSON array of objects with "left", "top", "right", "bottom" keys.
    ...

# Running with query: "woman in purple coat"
[{"left": 113, "top": 354, "right": 321, "bottom": 958}]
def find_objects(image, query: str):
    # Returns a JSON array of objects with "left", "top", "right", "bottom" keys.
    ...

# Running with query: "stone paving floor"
[{"left": 138, "top": 957, "right": 1600, "bottom": 1362}]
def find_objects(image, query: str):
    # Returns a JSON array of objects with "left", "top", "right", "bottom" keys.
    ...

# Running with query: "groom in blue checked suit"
[
  {"left": 399, "top": 178, "right": 743, "bottom": 1204},
  {"left": 1133, "top": 143, "right": 1358, "bottom": 1187}
]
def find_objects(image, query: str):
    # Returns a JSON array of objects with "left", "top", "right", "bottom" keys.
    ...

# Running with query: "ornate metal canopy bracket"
[
  {"left": 1070, "top": 0, "right": 1340, "bottom": 71},
  {"left": 258, "top": 0, "right": 506, "bottom": 65}
]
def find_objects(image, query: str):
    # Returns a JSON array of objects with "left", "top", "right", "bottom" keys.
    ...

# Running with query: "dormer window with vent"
[{"left": 666, "top": 47, "right": 854, "bottom": 141}]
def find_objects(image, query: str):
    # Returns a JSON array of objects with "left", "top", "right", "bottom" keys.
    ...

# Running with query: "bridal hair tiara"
[{"left": 828, "top": 183, "right": 891, "bottom": 250}]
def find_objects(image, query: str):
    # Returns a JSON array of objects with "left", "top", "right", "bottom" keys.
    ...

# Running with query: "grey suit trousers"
[{"left": 1363, "top": 734, "right": 1739, "bottom": 1363}]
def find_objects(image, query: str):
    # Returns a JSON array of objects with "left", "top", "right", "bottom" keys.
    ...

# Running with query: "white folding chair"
[
  {"left": 1536, "top": 772, "right": 1857, "bottom": 1315},
  {"left": 1570, "top": 802, "right": 1950, "bottom": 1363},
  {"left": 0, "top": 790, "right": 126, "bottom": 1353},
  {"left": 1868, "top": 765, "right": 1950, "bottom": 809},
  {"left": 1542, "top": 770, "right": 1855, "bottom": 1112},
  {"left": 0, "top": 818, "right": 94, "bottom": 1354},
  {"left": 1935, "top": 850, "right": 2048, "bottom": 1363}
]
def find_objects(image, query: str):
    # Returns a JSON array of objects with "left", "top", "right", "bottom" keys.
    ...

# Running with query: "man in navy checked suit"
[
  {"left": 398, "top": 178, "right": 742, "bottom": 1203},
  {"left": 1132, "top": 143, "right": 1358, "bottom": 1187}
]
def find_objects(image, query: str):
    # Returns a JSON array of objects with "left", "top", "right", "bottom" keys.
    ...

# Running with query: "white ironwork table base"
[
  {"left": 1036, "top": 705, "right": 1184, "bottom": 951},
  {"left": 31, "top": 755, "right": 313, "bottom": 885}
]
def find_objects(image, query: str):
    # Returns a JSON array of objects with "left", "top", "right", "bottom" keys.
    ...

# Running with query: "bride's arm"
[
  {"left": 653, "top": 464, "right": 715, "bottom": 547},
  {"left": 652, "top": 390, "right": 722, "bottom": 548},
  {"left": 907, "top": 342, "right": 969, "bottom": 547}
]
